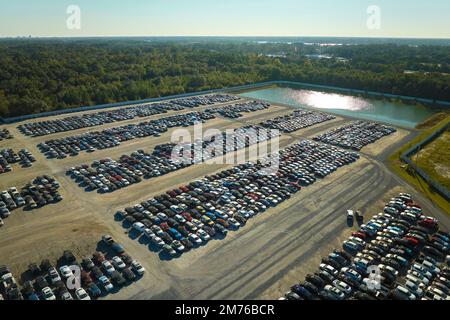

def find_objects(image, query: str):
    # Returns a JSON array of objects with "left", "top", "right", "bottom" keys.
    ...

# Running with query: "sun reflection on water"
[{"left": 290, "top": 89, "right": 372, "bottom": 111}]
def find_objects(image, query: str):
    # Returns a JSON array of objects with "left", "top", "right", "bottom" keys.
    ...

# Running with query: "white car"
[
  {"left": 405, "top": 280, "right": 424, "bottom": 297},
  {"left": 332, "top": 280, "right": 352, "bottom": 295},
  {"left": 99, "top": 276, "right": 114, "bottom": 292},
  {"left": 150, "top": 235, "right": 165, "bottom": 247},
  {"left": 192, "top": 219, "right": 204, "bottom": 229},
  {"left": 143, "top": 228, "right": 155, "bottom": 239},
  {"left": 324, "top": 285, "right": 345, "bottom": 300},
  {"left": 408, "top": 270, "right": 431, "bottom": 284},
  {"left": 111, "top": 256, "right": 126, "bottom": 270},
  {"left": 421, "top": 260, "right": 440, "bottom": 275},
  {"left": 0, "top": 218, "right": 3, "bottom": 227},
  {"left": 197, "top": 229, "right": 210, "bottom": 241},
  {"left": 131, "top": 260, "right": 145, "bottom": 276},
  {"left": 59, "top": 265, "right": 73, "bottom": 279},
  {"left": 48, "top": 267, "right": 61, "bottom": 284},
  {"left": 227, "top": 218, "right": 240, "bottom": 229},
  {"left": 395, "top": 285, "right": 417, "bottom": 300},
  {"left": 132, "top": 222, "right": 146, "bottom": 233},
  {"left": 379, "top": 264, "right": 399, "bottom": 277},
  {"left": 319, "top": 263, "right": 338, "bottom": 277},
  {"left": 188, "top": 233, "right": 203, "bottom": 245},
  {"left": 171, "top": 240, "right": 185, "bottom": 252},
  {"left": 102, "top": 260, "right": 115, "bottom": 274},
  {"left": 174, "top": 214, "right": 186, "bottom": 224},
  {"left": 42, "top": 287, "right": 56, "bottom": 300},
  {"left": 75, "top": 288, "right": 91, "bottom": 300},
  {"left": 412, "top": 263, "right": 433, "bottom": 279},
  {"left": 156, "top": 212, "right": 168, "bottom": 221}
]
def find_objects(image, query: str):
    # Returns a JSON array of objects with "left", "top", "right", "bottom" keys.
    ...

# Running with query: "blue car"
[
  {"left": 206, "top": 212, "right": 217, "bottom": 221},
  {"left": 111, "top": 242, "right": 125, "bottom": 254},
  {"left": 28, "top": 293, "right": 40, "bottom": 300},
  {"left": 214, "top": 211, "right": 228, "bottom": 220},
  {"left": 87, "top": 283, "right": 102, "bottom": 298},
  {"left": 168, "top": 228, "right": 183, "bottom": 240}
]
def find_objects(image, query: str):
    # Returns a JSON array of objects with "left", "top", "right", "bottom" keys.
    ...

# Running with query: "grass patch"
[
  {"left": 416, "top": 112, "right": 449, "bottom": 129},
  {"left": 388, "top": 115, "right": 450, "bottom": 215},
  {"left": 415, "top": 129, "right": 450, "bottom": 190}
]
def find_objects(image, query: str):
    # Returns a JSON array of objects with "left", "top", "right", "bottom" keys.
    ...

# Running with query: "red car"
[
  {"left": 419, "top": 218, "right": 438, "bottom": 229},
  {"left": 179, "top": 186, "right": 190, "bottom": 193},
  {"left": 181, "top": 212, "right": 193, "bottom": 222},
  {"left": 403, "top": 237, "right": 419, "bottom": 247},
  {"left": 160, "top": 222, "right": 170, "bottom": 231},
  {"left": 352, "top": 232, "right": 367, "bottom": 240}
]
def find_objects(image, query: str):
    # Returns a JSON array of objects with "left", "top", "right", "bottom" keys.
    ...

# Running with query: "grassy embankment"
[{"left": 388, "top": 112, "right": 450, "bottom": 214}]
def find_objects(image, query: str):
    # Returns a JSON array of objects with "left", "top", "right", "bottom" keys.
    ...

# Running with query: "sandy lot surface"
[
  {"left": 362, "top": 128, "right": 411, "bottom": 158},
  {"left": 0, "top": 95, "right": 448, "bottom": 300}
]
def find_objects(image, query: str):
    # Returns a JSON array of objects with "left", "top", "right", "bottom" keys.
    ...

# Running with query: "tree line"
[{"left": 0, "top": 39, "right": 449, "bottom": 118}]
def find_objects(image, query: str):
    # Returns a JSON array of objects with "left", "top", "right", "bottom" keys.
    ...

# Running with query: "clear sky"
[{"left": 0, "top": 0, "right": 449, "bottom": 38}]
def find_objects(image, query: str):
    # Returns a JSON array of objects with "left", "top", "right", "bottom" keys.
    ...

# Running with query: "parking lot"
[
  {"left": 18, "top": 94, "right": 240, "bottom": 137},
  {"left": 260, "top": 110, "right": 336, "bottom": 133},
  {"left": 0, "top": 93, "right": 448, "bottom": 300},
  {"left": 115, "top": 140, "right": 359, "bottom": 259},
  {"left": 282, "top": 193, "right": 449, "bottom": 300},
  {"left": 313, "top": 121, "right": 397, "bottom": 151},
  {"left": 1, "top": 237, "right": 146, "bottom": 300}
]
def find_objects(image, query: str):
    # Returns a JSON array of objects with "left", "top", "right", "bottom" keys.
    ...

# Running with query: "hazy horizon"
[{"left": 1, "top": 0, "right": 449, "bottom": 38}]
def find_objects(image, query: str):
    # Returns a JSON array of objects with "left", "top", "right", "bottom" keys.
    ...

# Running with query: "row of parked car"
[
  {"left": 206, "top": 101, "right": 271, "bottom": 119},
  {"left": 163, "top": 125, "right": 280, "bottom": 165},
  {"left": 313, "top": 121, "right": 397, "bottom": 151},
  {"left": 0, "top": 176, "right": 62, "bottom": 225},
  {"left": 115, "top": 139, "right": 359, "bottom": 258},
  {"left": 281, "top": 193, "right": 450, "bottom": 300},
  {"left": 0, "top": 149, "right": 36, "bottom": 172},
  {"left": 260, "top": 110, "right": 336, "bottom": 133},
  {"left": 18, "top": 94, "right": 240, "bottom": 137},
  {"left": 67, "top": 125, "right": 279, "bottom": 194},
  {"left": 0, "top": 128, "right": 13, "bottom": 141},
  {"left": 38, "top": 111, "right": 216, "bottom": 159},
  {"left": 0, "top": 237, "right": 145, "bottom": 300}
]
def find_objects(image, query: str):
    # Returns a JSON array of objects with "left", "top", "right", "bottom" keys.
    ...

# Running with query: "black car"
[
  {"left": 111, "top": 271, "right": 126, "bottom": 287},
  {"left": 63, "top": 250, "right": 77, "bottom": 264},
  {"left": 40, "top": 259, "right": 53, "bottom": 272},
  {"left": 305, "top": 274, "right": 325, "bottom": 289},
  {"left": 122, "top": 267, "right": 136, "bottom": 282},
  {"left": 34, "top": 276, "right": 49, "bottom": 290},
  {"left": 91, "top": 266, "right": 104, "bottom": 280},
  {"left": 82, "top": 258, "right": 95, "bottom": 271},
  {"left": 28, "top": 263, "right": 41, "bottom": 276},
  {"left": 181, "top": 238, "right": 194, "bottom": 251},
  {"left": 423, "top": 246, "right": 444, "bottom": 260},
  {"left": 87, "top": 283, "right": 102, "bottom": 298}
]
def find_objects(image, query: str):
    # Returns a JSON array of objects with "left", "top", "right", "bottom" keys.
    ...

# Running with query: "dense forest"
[{"left": 0, "top": 39, "right": 449, "bottom": 118}]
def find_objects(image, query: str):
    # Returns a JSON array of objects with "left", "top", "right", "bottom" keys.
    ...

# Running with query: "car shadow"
[
  {"left": 122, "top": 220, "right": 132, "bottom": 229},
  {"left": 19, "top": 270, "right": 35, "bottom": 285},
  {"left": 347, "top": 219, "right": 354, "bottom": 228},
  {"left": 158, "top": 251, "right": 176, "bottom": 261},
  {"left": 114, "top": 212, "right": 124, "bottom": 222},
  {"left": 148, "top": 242, "right": 161, "bottom": 253},
  {"left": 128, "top": 229, "right": 141, "bottom": 241},
  {"left": 138, "top": 236, "right": 150, "bottom": 245}
]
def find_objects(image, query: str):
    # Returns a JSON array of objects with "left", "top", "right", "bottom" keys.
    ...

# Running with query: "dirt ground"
[{"left": 0, "top": 95, "right": 448, "bottom": 300}]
